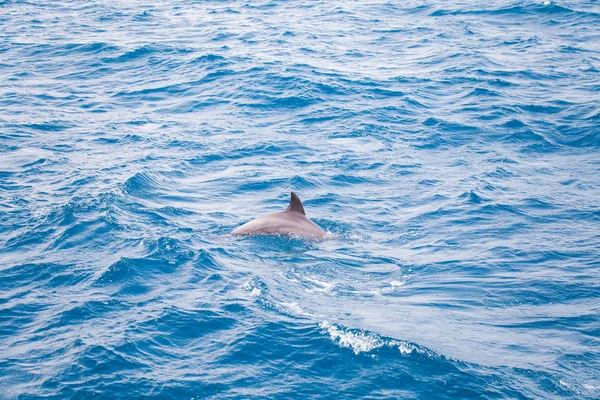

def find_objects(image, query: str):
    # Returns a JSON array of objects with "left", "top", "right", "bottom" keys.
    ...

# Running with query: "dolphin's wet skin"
[
  {"left": 232, "top": 192, "right": 326, "bottom": 238},
  {"left": 1, "top": 0, "right": 600, "bottom": 398}
]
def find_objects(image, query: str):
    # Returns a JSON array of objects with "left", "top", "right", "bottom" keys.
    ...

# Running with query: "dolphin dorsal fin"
[{"left": 286, "top": 192, "right": 305, "bottom": 215}]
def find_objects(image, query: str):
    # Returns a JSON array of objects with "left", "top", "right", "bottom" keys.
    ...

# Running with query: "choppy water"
[{"left": 1, "top": 0, "right": 600, "bottom": 398}]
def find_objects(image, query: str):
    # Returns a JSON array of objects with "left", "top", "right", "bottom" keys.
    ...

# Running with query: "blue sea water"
[{"left": 1, "top": 0, "right": 600, "bottom": 398}]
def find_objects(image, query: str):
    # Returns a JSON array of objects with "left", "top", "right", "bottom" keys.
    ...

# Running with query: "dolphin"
[{"left": 232, "top": 192, "right": 326, "bottom": 238}]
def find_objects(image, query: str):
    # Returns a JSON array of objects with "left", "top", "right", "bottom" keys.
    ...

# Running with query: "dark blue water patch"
[
  {"left": 54, "top": 65, "right": 115, "bottom": 81},
  {"left": 44, "top": 344, "right": 152, "bottom": 397},
  {"left": 188, "top": 53, "right": 228, "bottom": 66},
  {"left": 112, "top": 83, "right": 191, "bottom": 100},
  {"left": 184, "top": 153, "right": 227, "bottom": 168},
  {"left": 234, "top": 177, "right": 292, "bottom": 193},
  {"left": 48, "top": 216, "right": 120, "bottom": 251},
  {"left": 458, "top": 189, "right": 490, "bottom": 204},
  {"left": 239, "top": 95, "right": 318, "bottom": 110},
  {"left": 18, "top": 122, "right": 74, "bottom": 132},
  {"left": 413, "top": 125, "right": 478, "bottom": 149},
  {"left": 163, "top": 139, "right": 207, "bottom": 152},
  {"left": 518, "top": 103, "right": 564, "bottom": 115},
  {"left": 198, "top": 67, "right": 249, "bottom": 85},
  {"left": 429, "top": 3, "right": 583, "bottom": 17},
  {"left": 42, "top": 299, "right": 123, "bottom": 332},
  {"left": 100, "top": 235, "right": 186, "bottom": 272},
  {"left": 3, "top": 227, "right": 55, "bottom": 250},
  {"left": 100, "top": 43, "right": 193, "bottom": 64},
  {"left": 507, "top": 129, "right": 561, "bottom": 152},
  {"left": 2, "top": 0, "right": 600, "bottom": 397},
  {"left": 467, "top": 87, "right": 501, "bottom": 97},
  {"left": 522, "top": 197, "right": 556, "bottom": 210},
  {"left": 94, "top": 244, "right": 195, "bottom": 294},
  {"left": 556, "top": 130, "right": 600, "bottom": 149},
  {"left": 25, "top": 42, "right": 120, "bottom": 58},
  {"left": 330, "top": 173, "right": 373, "bottom": 186},
  {"left": 137, "top": 306, "right": 237, "bottom": 343},
  {"left": 500, "top": 118, "right": 527, "bottom": 129},
  {"left": 285, "top": 175, "right": 318, "bottom": 190},
  {"left": 190, "top": 249, "right": 223, "bottom": 275},
  {"left": 482, "top": 167, "right": 516, "bottom": 179},
  {"left": 30, "top": 193, "right": 120, "bottom": 230},
  {"left": 211, "top": 320, "right": 536, "bottom": 398},
  {"left": 419, "top": 179, "right": 440, "bottom": 186},
  {"left": 32, "top": 93, "right": 77, "bottom": 103},
  {"left": 366, "top": 87, "right": 405, "bottom": 98},
  {"left": 297, "top": 107, "right": 356, "bottom": 125},
  {"left": 0, "top": 301, "right": 49, "bottom": 339},
  {"left": 122, "top": 172, "right": 164, "bottom": 197},
  {"left": 154, "top": 205, "right": 195, "bottom": 218},
  {"left": 132, "top": 10, "right": 153, "bottom": 22},
  {"left": 233, "top": 233, "right": 318, "bottom": 254},
  {"left": 0, "top": 262, "right": 78, "bottom": 292}
]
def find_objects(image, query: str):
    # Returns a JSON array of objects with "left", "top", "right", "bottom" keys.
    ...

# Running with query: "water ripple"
[{"left": 1, "top": 0, "right": 600, "bottom": 398}]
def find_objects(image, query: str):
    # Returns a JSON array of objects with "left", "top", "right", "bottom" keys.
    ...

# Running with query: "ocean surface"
[{"left": 1, "top": 0, "right": 599, "bottom": 398}]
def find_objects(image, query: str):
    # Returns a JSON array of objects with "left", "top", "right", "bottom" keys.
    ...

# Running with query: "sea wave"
[{"left": 1, "top": 0, "right": 599, "bottom": 398}]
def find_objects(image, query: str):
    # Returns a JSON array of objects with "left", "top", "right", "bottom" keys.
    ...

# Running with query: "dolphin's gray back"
[
  {"left": 232, "top": 210, "right": 325, "bottom": 238},
  {"left": 232, "top": 192, "right": 326, "bottom": 238}
]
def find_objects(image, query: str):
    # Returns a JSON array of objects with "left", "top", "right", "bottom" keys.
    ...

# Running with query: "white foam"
[
  {"left": 304, "top": 276, "right": 336, "bottom": 294},
  {"left": 323, "top": 231, "right": 337, "bottom": 240},
  {"left": 243, "top": 280, "right": 262, "bottom": 297},
  {"left": 320, "top": 322, "right": 426, "bottom": 357},
  {"left": 369, "top": 279, "right": 407, "bottom": 296},
  {"left": 558, "top": 380, "right": 599, "bottom": 396},
  {"left": 320, "top": 321, "right": 383, "bottom": 354},
  {"left": 279, "top": 301, "right": 315, "bottom": 318},
  {"left": 391, "top": 340, "right": 417, "bottom": 355}
]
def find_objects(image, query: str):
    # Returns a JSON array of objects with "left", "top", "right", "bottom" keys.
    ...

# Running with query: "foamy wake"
[
  {"left": 319, "top": 321, "right": 426, "bottom": 356},
  {"left": 559, "top": 380, "right": 600, "bottom": 397},
  {"left": 243, "top": 279, "right": 316, "bottom": 318}
]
